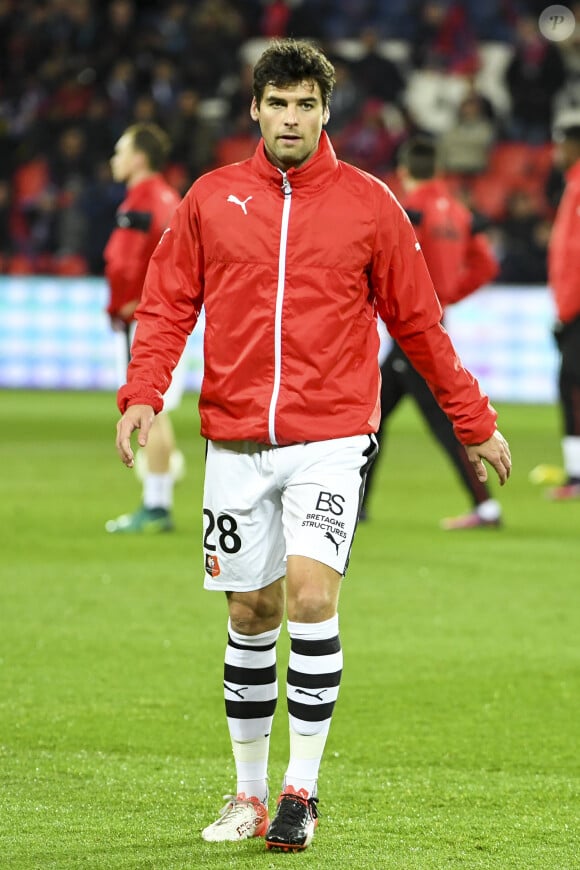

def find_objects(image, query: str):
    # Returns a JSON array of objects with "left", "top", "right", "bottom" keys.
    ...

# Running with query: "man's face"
[
  {"left": 250, "top": 80, "right": 329, "bottom": 171},
  {"left": 110, "top": 132, "right": 139, "bottom": 183}
]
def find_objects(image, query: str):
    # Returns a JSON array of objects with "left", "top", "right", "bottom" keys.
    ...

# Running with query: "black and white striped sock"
[
  {"left": 224, "top": 620, "right": 280, "bottom": 804},
  {"left": 284, "top": 615, "right": 343, "bottom": 797}
]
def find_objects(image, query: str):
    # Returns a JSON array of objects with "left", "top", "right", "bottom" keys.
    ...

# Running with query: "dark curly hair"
[{"left": 253, "top": 39, "right": 336, "bottom": 111}]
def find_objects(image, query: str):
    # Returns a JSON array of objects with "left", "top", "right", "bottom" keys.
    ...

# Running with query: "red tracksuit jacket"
[
  {"left": 104, "top": 174, "right": 180, "bottom": 320},
  {"left": 548, "top": 159, "right": 580, "bottom": 324},
  {"left": 118, "top": 133, "right": 497, "bottom": 446},
  {"left": 404, "top": 178, "right": 499, "bottom": 309}
]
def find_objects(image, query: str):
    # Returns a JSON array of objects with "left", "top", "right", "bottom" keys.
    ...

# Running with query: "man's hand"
[
  {"left": 465, "top": 430, "right": 512, "bottom": 486},
  {"left": 118, "top": 300, "right": 139, "bottom": 322},
  {"left": 109, "top": 301, "right": 139, "bottom": 331},
  {"left": 115, "top": 404, "right": 155, "bottom": 467}
]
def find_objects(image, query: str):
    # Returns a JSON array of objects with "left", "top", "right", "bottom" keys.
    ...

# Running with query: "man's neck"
[{"left": 127, "top": 168, "right": 156, "bottom": 188}]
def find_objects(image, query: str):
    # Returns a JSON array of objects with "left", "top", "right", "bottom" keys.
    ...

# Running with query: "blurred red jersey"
[
  {"left": 548, "top": 160, "right": 580, "bottom": 324},
  {"left": 104, "top": 174, "right": 180, "bottom": 320},
  {"left": 404, "top": 178, "right": 498, "bottom": 308}
]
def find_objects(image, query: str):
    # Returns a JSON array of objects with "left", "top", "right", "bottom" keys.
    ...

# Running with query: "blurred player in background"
[
  {"left": 113, "top": 40, "right": 511, "bottom": 853},
  {"left": 545, "top": 122, "right": 580, "bottom": 500},
  {"left": 104, "top": 122, "right": 185, "bottom": 534},
  {"left": 361, "top": 135, "right": 502, "bottom": 529}
]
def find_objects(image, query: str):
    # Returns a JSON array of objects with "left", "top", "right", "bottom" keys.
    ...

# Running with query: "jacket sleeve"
[
  {"left": 397, "top": 322, "right": 497, "bottom": 444},
  {"left": 373, "top": 193, "right": 498, "bottom": 445},
  {"left": 105, "top": 206, "right": 157, "bottom": 318},
  {"left": 448, "top": 231, "right": 499, "bottom": 306},
  {"left": 117, "top": 194, "right": 204, "bottom": 413},
  {"left": 105, "top": 231, "right": 153, "bottom": 317}
]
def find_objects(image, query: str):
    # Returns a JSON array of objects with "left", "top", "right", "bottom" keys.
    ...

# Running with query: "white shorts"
[
  {"left": 114, "top": 321, "right": 187, "bottom": 412},
  {"left": 202, "top": 434, "right": 377, "bottom": 592}
]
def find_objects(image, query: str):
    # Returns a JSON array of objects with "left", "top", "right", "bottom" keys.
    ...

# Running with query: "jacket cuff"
[
  {"left": 454, "top": 414, "right": 497, "bottom": 446},
  {"left": 117, "top": 383, "right": 164, "bottom": 414}
]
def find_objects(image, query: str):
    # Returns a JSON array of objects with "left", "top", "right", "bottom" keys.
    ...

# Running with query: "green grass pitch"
[{"left": 1, "top": 390, "right": 579, "bottom": 869}]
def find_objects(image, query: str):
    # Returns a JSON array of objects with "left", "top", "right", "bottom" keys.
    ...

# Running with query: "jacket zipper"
[{"left": 268, "top": 171, "right": 292, "bottom": 445}]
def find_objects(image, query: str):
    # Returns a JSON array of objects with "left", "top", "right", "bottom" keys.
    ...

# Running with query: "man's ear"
[
  {"left": 250, "top": 97, "right": 259, "bottom": 121},
  {"left": 323, "top": 106, "right": 330, "bottom": 126}
]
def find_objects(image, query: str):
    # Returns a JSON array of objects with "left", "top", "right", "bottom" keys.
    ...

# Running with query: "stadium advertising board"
[{"left": 0, "top": 278, "right": 558, "bottom": 402}]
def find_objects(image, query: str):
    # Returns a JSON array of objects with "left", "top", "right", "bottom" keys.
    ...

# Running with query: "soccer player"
[
  {"left": 114, "top": 40, "right": 512, "bottom": 852},
  {"left": 104, "top": 122, "right": 185, "bottom": 534},
  {"left": 361, "top": 135, "right": 502, "bottom": 529},
  {"left": 545, "top": 123, "right": 580, "bottom": 500}
]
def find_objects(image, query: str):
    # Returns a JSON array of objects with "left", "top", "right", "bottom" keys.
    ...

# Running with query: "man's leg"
[
  {"left": 105, "top": 412, "right": 177, "bottom": 533},
  {"left": 135, "top": 345, "right": 189, "bottom": 524},
  {"left": 403, "top": 357, "right": 502, "bottom": 529},
  {"left": 140, "top": 412, "right": 177, "bottom": 518},
  {"left": 265, "top": 556, "right": 343, "bottom": 852},
  {"left": 360, "top": 346, "right": 404, "bottom": 519},
  {"left": 106, "top": 340, "right": 187, "bottom": 533},
  {"left": 201, "top": 580, "right": 285, "bottom": 842}
]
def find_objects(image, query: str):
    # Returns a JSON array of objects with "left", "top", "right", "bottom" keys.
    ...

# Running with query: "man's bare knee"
[
  {"left": 287, "top": 579, "right": 339, "bottom": 622},
  {"left": 226, "top": 578, "right": 285, "bottom": 634},
  {"left": 286, "top": 556, "right": 341, "bottom": 623}
]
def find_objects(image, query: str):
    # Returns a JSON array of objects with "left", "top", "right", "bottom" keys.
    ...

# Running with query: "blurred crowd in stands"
[{"left": 1, "top": 0, "right": 580, "bottom": 283}]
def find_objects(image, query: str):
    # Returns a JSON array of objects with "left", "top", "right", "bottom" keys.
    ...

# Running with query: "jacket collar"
[{"left": 251, "top": 130, "right": 338, "bottom": 192}]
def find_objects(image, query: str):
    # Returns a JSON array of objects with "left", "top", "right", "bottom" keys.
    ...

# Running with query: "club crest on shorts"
[{"left": 205, "top": 553, "right": 221, "bottom": 578}]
